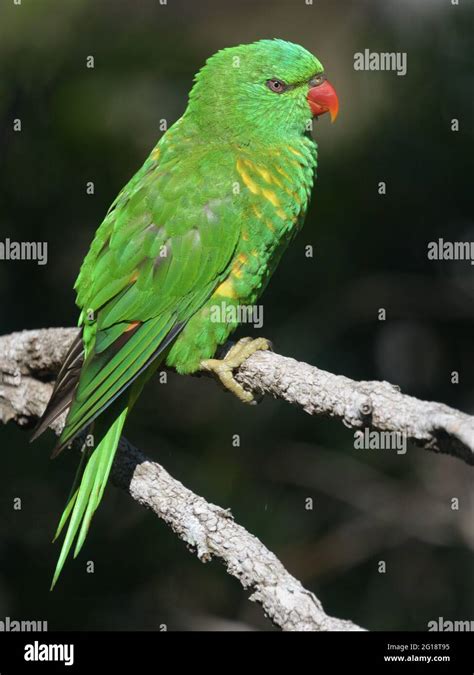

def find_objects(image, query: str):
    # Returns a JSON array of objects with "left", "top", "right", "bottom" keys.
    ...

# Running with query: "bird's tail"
[{"left": 50, "top": 380, "right": 143, "bottom": 590}]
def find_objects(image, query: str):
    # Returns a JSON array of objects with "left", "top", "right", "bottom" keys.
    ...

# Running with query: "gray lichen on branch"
[
  {"left": 235, "top": 350, "right": 474, "bottom": 465},
  {"left": 113, "top": 438, "right": 363, "bottom": 631},
  {"left": 0, "top": 327, "right": 368, "bottom": 631},
  {"left": 1, "top": 326, "right": 473, "bottom": 630},
  {"left": 1, "top": 327, "right": 473, "bottom": 465}
]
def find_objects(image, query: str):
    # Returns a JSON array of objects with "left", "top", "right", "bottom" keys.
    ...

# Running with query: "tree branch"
[
  {"left": 112, "top": 438, "right": 361, "bottom": 631},
  {"left": 2, "top": 327, "right": 473, "bottom": 465},
  {"left": 2, "top": 326, "right": 473, "bottom": 628},
  {"left": 235, "top": 349, "right": 474, "bottom": 466},
  {"left": 0, "top": 327, "right": 364, "bottom": 631}
]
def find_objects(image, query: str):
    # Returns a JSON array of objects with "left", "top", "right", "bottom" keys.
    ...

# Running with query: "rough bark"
[
  {"left": 2, "top": 326, "right": 473, "bottom": 630},
  {"left": 2, "top": 327, "right": 471, "bottom": 464},
  {"left": 113, "top": 438, "right": 362, "bottom": 631},
  {"left": 236, "top": 353, "right": 474, "bottom": 465}
]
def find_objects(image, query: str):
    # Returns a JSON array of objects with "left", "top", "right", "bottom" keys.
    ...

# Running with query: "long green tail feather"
[
  {"left": 73, "top": 412, "right": 125, "bottom": 557},
  {"left": 50, "top": 405, "right": 129, "bottom": 590},
  {"left": 53, "top": 443, "right": 91, "bottom": 542}
]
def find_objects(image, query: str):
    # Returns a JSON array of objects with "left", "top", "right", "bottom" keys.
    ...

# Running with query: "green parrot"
[{"left": 32, "top": 39, "right": 338, "bottom": 588}]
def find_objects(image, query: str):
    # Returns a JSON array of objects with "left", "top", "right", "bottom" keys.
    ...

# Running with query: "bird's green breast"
[{"left": 166, "top": 135, "right": 318, "bottom": 373}]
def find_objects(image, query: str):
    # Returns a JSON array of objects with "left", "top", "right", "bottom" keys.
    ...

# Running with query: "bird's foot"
[{"left": 200, "top": 337, "right": 272, "bottom": 404}]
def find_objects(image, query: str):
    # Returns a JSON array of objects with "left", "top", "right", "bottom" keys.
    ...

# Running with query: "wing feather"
[{"left": 36, "top": 127, "right": 242, "bottom": 453}]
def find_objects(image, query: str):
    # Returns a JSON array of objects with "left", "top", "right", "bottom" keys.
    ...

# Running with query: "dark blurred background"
[{"left": 0, "top": 0, "right": 473, "bottom": 631}]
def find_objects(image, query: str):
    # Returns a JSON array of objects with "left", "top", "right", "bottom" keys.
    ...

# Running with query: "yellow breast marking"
[
  {"left": 276, "top": 166, "right": 291, "bottom": 181},
  {"left": 287, "top": 146, "right": 304, "bottom": 159},
  {"left": 251, "top": 204, "right": 263, "bottom": 219},
  {"left": 261, "top": 188, "right": 280, "bottom": 207},
  {"left": 236, "top": 159, "right": 259, "bottom": 194},
  {"left": 214, "top": 278, "right": 237, "bottom": 299}
]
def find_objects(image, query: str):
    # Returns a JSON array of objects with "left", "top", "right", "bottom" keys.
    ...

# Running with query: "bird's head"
[{"left": 187, "top": 39, "right": 338, "bottom": 141}]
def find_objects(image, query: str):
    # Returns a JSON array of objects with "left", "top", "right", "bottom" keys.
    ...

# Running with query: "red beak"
[{"left": 307, "top": 79, "right": 339, "bottom": 122}]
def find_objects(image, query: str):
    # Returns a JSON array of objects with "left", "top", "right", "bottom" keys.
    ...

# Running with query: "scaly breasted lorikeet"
[{"left": 32, "top": 39, "right": 339, "bottom": 587}]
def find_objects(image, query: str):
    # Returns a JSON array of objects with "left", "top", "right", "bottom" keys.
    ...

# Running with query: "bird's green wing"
[
  {"left": 54, "top": 131, "right": 242, "bottom": 451},
  {"left": 38, "top": 128, "right": 243, "bottom": 586}
]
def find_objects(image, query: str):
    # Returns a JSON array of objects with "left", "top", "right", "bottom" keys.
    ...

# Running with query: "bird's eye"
[
  {"left": 266, "top": 78, "right": 287, "bottom": 93},
  {"left": 309, "top": 73, "right": 326, "bottom": 87}
]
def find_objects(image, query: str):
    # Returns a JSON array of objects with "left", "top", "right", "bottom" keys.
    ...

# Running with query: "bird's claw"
[{"left": 200, "top": 337, "right": 272, "bottom": 404}]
